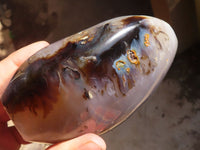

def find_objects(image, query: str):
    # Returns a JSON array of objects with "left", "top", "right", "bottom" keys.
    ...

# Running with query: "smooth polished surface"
[{"left": 2, "top": 16, "right": 177, "bottom": 143}]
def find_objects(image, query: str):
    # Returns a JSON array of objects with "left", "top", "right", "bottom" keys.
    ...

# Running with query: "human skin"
[{"left": 0, "top": 41, "right": 106, "bottom": 150}]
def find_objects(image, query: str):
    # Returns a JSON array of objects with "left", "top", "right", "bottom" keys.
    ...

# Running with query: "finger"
[
  {"left": 0, "top": 41, "right": 49, "bottom": 98},
  {"left": 47, "top": 133, "right": 106, "bottom": 150},
  {"left": 3, "top": 41, "right": 49, "bottom": 68}
]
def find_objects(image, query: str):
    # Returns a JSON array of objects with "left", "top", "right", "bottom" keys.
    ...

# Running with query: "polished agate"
[{"left": 2, "top": 16, "right": 178, "bottom": 143}]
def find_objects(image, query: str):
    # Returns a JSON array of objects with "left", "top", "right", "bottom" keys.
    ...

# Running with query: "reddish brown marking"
[
  {"left": 144, "top": 33, "right": 150, "bottom": 47},
  {"left": 127, "top": 50, "right": 140, "bottom": 65},
  {"left": 122, "top": 75, "right": 126, "bottom": 87},
  {"left": 116, "top": 60, "right": 126, "bottom": 71},
  {"left": 103, "top": 110, "right": 121, "bottom": 121},
  {"left": 126, "top": 68, "right": 130, "bottom": 73},
  {"left": 80, "top": 111, "right": 89, "bottom": 121},
  {"left": 122, "top": 16, "right": 147, "bottom": 25},
  {"left": 83, "top": 88, "right": 90, "bottom": 100}
]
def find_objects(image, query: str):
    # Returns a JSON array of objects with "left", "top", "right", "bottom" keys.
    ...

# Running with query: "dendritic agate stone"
[{"left": 2, "top": 16, "right": 178, "bottom": 143}]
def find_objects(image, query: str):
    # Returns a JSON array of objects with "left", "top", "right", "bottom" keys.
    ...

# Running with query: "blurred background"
[{"left": 0, "top": 0, "right": 199, "bottom": 149}]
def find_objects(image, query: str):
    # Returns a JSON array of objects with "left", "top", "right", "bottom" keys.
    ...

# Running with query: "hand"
[{"left": 0, "top": 41, "right": 106, "bottom": 150}]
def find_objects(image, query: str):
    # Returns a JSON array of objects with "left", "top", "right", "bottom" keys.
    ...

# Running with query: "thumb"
[{"left": 47, "top": 133, "right": 106, "bottom": 150}]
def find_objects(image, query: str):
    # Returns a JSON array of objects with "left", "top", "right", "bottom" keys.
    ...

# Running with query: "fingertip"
[
  {"left": 84, "top": 133, "right": 106, "bottom": 150},
  {"left": 47, "top": 133, "right": 106, "bottom": 150},
  {"left": 8, "top": 41, "right": 49, "bottom": 67},
  {"left": 30, "top": 41, "right": 49, "bottom": 48},
  {"left": 16, "top": 41, "right": 50, "bottom": 57}
]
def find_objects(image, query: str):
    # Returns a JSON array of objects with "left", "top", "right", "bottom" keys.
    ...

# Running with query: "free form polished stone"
[{"left": 2, "top": 16, "right": 178, "bottom": 143}]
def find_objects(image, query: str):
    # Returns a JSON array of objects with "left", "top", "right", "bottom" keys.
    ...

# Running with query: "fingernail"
[{"left": 79, "top": 141, "right": 103, "bottom": 150}]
